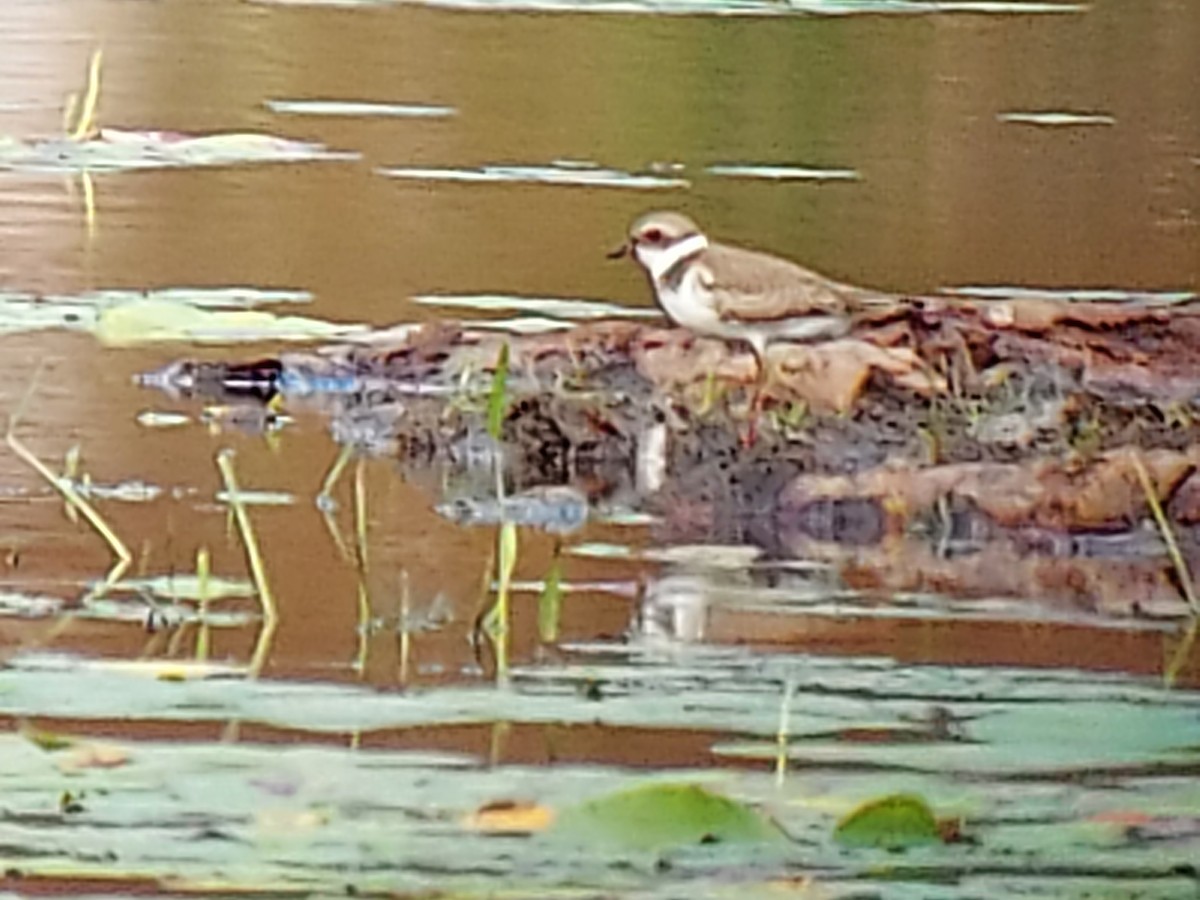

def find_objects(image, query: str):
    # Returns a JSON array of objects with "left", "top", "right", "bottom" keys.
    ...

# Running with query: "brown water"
[{"left": 0, "top": 1, "right": 1199, "bottom": 895}]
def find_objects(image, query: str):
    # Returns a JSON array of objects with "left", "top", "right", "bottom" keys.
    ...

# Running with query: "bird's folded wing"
[
  {"left": 713, "top": 281, "right": 853, "bottom": 323},
  {"left": 702, "top": 244, "right": 856, "bottom": 323}
]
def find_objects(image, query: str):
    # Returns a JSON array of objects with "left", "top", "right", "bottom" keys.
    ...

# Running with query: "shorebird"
[{"left": 609, "top": 210, "right": 894, "bottom": 440}]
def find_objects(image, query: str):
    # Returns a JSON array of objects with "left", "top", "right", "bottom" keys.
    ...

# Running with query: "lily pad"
[
  {"left": 0, "top": 286, "right": 314, "bottom": 338},
  {"left": 549, "top": 783, "right": 786, "bottom": 851},
  {"left": 94, "top": 298, "right": 366, "bottom": 346},
  {"left": 834, "top": 793, "right": 942, "bottom": 849}
]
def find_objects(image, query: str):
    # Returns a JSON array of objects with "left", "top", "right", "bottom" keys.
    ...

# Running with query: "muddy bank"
[{"left": 143, "top": 295, "right": 1200, "bottom": 557}]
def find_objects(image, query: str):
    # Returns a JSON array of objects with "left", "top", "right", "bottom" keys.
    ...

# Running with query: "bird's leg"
[{"left": 741, "top": 346, "right": 769, "bottom": 448}]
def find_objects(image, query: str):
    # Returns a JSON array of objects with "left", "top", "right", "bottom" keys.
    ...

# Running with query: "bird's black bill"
[{"left": 606, "top": 242, "right": 629, "bottom": 260}]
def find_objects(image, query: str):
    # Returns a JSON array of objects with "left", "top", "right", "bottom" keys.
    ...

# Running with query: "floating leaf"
[
  {"left": 549, "top": 783, "right": 785, "bottom": 851},
  {"left": 94, "top": 298, "right": 366, "bottom": 346},
  {"left": 834, "top": 793, "right": 942, "bottom": 849},
  {"left": 0, "top": 287, "right": 318, "bottom": 339}
]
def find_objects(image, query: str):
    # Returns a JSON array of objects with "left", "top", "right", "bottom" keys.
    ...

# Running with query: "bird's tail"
[{"left": 842, "top": 286, "right": 915, "bottom": 324}]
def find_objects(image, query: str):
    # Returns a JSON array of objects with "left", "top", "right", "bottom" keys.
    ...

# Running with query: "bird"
[{"left": 608, "top": 210, "right": 895, "bottom": 441}]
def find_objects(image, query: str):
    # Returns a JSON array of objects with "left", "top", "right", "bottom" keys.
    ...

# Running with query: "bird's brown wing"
[{"left": 702, "top": 244, "right": 859, "bottom": 324}]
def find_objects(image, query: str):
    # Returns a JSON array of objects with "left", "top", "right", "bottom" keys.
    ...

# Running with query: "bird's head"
[{"left": 607, "top": 211, "right": 706, "bottom": 276}]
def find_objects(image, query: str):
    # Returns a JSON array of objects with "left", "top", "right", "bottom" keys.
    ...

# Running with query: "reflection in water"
[{"left": 640, "top": 574, "right": 713, "bottom": 643}]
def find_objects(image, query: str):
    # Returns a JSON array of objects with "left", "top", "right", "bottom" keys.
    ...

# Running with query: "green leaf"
[
  {"left": 486, "top": 342, "right": 510, "bottom": 441},
  {"left": 549, "top": 782, "right": 786, "bottom": 851},
  {"left": 834, "top": 793, "right": 941, "bottom": 849}
]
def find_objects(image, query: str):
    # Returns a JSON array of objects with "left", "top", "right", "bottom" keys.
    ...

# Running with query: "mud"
[{"left": 142, "top": 295, "right": 1200, "bottom": 569}]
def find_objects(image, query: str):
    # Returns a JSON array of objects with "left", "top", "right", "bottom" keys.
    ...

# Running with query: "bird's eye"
[{"left": 643, "top": 228, "right": 663, "bottom": 243}]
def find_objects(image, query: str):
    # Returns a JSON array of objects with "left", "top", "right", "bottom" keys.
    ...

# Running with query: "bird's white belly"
[{"left": 655, "top": 269, "right": 744, "bottom": 341}]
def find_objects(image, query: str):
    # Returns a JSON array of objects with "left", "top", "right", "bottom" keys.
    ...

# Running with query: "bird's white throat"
[{"left": 641, "top": 233, "right": 709, "bottom": 283}]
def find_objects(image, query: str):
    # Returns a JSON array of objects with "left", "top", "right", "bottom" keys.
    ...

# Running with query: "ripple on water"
[
  {"left": 265, "top": 98, "right": 457, "bottom": 118},
  {"left": 941, "top": 285, "right": 1198, "bottom": 305},
  {"left": 998, "top": 110, "right": 1117, "bottom": 126},
  {"left": 250, "top": 0, "right": 1086, "bottom": 16},
  {"left": 378, "top": 162, "right": 689, "bottom": 189}
]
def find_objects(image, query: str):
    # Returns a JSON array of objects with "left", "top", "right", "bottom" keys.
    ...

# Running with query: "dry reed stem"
[{"left": 216, "top": 449, "right": 277, "bottom": 676}]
